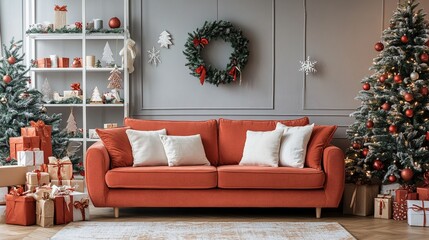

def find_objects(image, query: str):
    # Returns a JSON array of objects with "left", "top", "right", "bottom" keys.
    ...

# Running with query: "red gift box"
[
  {"left": 58, "top": 57, "right": 69, "bottom": 68},
  {"left": 9, "top": 136, "right": 40, "bottom": 160},
  {"left": 36, "top": 58, "right": 51, "bottom": 68},
  {"left": 54, "top": 195, "right": 73, "bottom": 225},
  {"left": 417, "top": 187, "right": 429, "bottom": 201},
  {"left": 395, "top": 189, "right": 418, "bottom": 203},
  {"left": 21, "top": 120, "right": 53, "bottom": 164},
  {"left": 393, "top": 201, "right": 407, "bottom": 221},
  {"left": 5, "top": 194, "right": 36, "bottom": 226}
]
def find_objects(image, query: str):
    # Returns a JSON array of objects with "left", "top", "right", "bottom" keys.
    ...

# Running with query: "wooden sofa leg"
[
  {"left": 114, "top": 207, "right": 119, "bottom": 218},
  {"left": 316, "top": 208, "right": 321, "bottom": 219}
]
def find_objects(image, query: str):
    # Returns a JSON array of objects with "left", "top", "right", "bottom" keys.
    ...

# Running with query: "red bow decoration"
[
  {"left": 409, "top": 201, "right": 429, "bottom": 226},
  {"left": 30, "top": 120, "right": 45, "bottom": 128},
  {"left": 193, "top": 38, "right": 209, "bottom": 48},
  {"left": 9, "top": 186, "right": 27, "bottom": 196},
  {"left": 229, "top": 66, "right": 238, "bottom": 81},
  {"left": 71, "top": 83, "right": 81, "bottom": 91},
  {"left": 74, "top": 198, "right": 90, "bottom": 221},
  {"left": 33, "top": 169, "right": 42, "bottom": 185},
  {"left": 195, "top": 66, "right": 206, "bottom": 85},
  {"left": 29, "top": 120, "right": 50, "bottom": 138},
  {"left": 75, "top": 22, "right": 82, "bottom": 30},
  {"left": 54, "top": 5, "right": 68, "bottom": 11}
]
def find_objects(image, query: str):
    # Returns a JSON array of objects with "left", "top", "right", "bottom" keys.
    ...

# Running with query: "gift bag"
[
  {"left": 21, "top": 120, "right": 53, "bottom": 164},
  {"left": 9, "top": 136, "right": 40, "bottom": 160},
  {"left": 47, "top": 156, "right": 73, "bottom": 181},
  {"left": 393, "top": 201, "right": 408, "bottom": 221},
  {"left": 36, "top": 193, "right": 54, "bottom": 228},
  {"left": 5, "top": 187, "right": 36, "bottom": 226},
  {"left": 343, "top": 183, "right": 379, "bottom": 216},
  {"left": 17, "top": 149, "right": 44, "bottom": 166},
  {"left": 374, "top": 195, "right": 392, "bottom": 219},
  {"left": 407, "top": 200, "right": 429, "bottom": 227},
  {"left": 54, "top": 5, "right": 67, "bottom": 30}
]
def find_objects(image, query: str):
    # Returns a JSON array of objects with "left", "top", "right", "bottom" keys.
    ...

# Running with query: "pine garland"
[{"left": 183, "top": 21, "right": 249, "bottom": 86}]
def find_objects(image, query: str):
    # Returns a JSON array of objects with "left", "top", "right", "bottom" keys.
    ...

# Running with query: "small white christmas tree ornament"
[
  {"left": 102, "top": 42, "right": 115, "bottom": 66},
  {"left": 41, "top": 78, "right": 53, "bottom": 102},
  {"left": 66, "top": 108, "right": 78, "bottom": 135},
  {"left": 107, "top": 66, "right": 123, "bottom": 103},
  {"left": 147, "top": 47, "right": 161, "bottom": 66},
  {"left": 158, "top": 30, "right": 173, "bottom": 48},
  {"left": 90, "top": 86, "right": 103, "bottom": 104}
]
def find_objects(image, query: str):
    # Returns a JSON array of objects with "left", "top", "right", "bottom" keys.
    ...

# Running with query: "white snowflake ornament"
[
  {"left": 147, "top": 47, "right": 161, "bottom": 66},
  {"left": 299, "top": 56, "right": 317, "bottom": 75},
  {"left": 158, "top": 30, "right": 173, "bottom": 49}
]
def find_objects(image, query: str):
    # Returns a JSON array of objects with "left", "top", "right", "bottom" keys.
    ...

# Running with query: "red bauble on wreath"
[
  {"left": 388, "top": 174, "right": 397, "bottom": 183},
  {"left": 373, "top": 159, "right": 384, "bottom": 170},
  {"left": 7, "top": 56, "right": 16, "bottom": 65},
  {"left": 374, "top": 42, "right": 384, "bottom": 51},
  {"left": 379, "top": 74, "right": 388, "bottom": 83},
  {"left": 401, "top": 35, "right": 409, "bottom": 43},
  {"left": 362, "top": 148, "right": 369, "bottom": 157},
  {"left": 389, "top": 125, "right": 397, "bottom": 133},
  {"left": 109, "top": 17, "right": 121, "bottom": 28},
  {"left": 420, "top": 53, "right": 429, "bottom": 62},
  {"left": 404, "top": 93, "right": 414, "bottom": 102},
  {"left": 366, "top": 120, "right": 374, "bottom": 129},
  {"left": 405, "top": 109, "right": 414, "bottom": 118},
  {"left": 3, "top": 75, "right": 12, "bottom": 84},
  {"left": 394, "top": 74, "right": 403, "bottom": 83},
  {"left": 401, "top": 168, "right": 414, "bottom": 182},
  {"left": 363, "top": 83, "right": 371, "bottom": 90},
  {"left": 381, "top": 102, "right": 391, "bottom": 111}
]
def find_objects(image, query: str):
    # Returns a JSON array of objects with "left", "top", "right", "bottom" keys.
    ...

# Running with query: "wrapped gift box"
[
  {"left": 26, "top": 184, "right": 38, "bottom": 193},
  {"left": 417, "top": 187, "right": 429, "bottom": 201},
  {"left": 0, "top": 205, "right": 5, "bottom": 224},
  {"left": 36, "top": 58, "right": 51, "bottom": 68},
  {"left": 0, "top": 166, "right": 38, "bottom": 187},
  {"left": 51, "top": 179, "right": 85, "bottom": 193},
  {"left": 395, "top": 189, "right": 418, "bottom": 203},
  {"left": 54, "top": 195, "right": 73, "bottom": 225},
  {"left": 9, "top": 136, "right": 40, "bottom": 160},
  {"left": 58, "top": 57, "right": 69, "bottom": 68},
  {"left": 407, "top": 200, "right": 429, "bottom": 226},
  {"left": 21, "top": 121, "right": 53, "bottom": 164},
  {"left": 26, "top": 170, "right": 50, "bottom": 186},
  {"left": 47, "top": 157, "right": 73, "bottom": 181},
  {"left": 71, "top": 192, "right": 90, "bottom": 221},
  {"left": 17, "top": 149, "right": 44, "bottom": 166},
  {"left": 54, "top": 5, "right": 67, "bottom": 30},
  {"left": 380, "top": 183, "right": 401, "bottom": 198},
  {"left": 104, "top": 123, "right": 118, "bottom": 129},
  {"left": 393, "top": 201, "right": 408, "bottom": 221},
  {"left": 0, "top": 187, "right": 7, "bottom": 205},
  {"left": 36, "top": 198, "right": 54, "bottom": 228},
  {"left": 374, "top": 195, "right": 392, "bottom": 219},
  {"left": 63, "top": 90, "right": 82, "bottom": 99},
  {"left": 5, "top": 194, "right": 36, "bottom": 226},
  {"left": 343, "top": 183, "right": 379, "bottom": 216}
]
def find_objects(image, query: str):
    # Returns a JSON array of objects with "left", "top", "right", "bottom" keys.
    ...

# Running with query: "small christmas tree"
[
  {"left": 41, "top": 78, "right": 52, "bottom": 102},
  {"left": 102, "top": 42, "right": 114, "bottom": 67},
  {"left": 346, "top": 0, "right": 429, "bottom": 186},
  {"left": 107, "top": 66, "right": 122, "bottom": 103},
  {"left": 66, "top": 108, "right": 78, "bottom": 135},
  {"left": 90, "top": 86, "right": 103, "bottom": 104},
  {"left": 158, "top": 30, "right": 172, "bottom": 48}
]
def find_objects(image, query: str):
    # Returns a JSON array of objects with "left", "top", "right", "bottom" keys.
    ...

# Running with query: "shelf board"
[
  {"left": 86, "top": 104, "right": 124, "bottom": 107},
  {"left": 31, "top": 68, "right": 83, "bottom": 72},
  {"left": 86, "top": 67, "right": 124, "bottom": 72},
  {"left": 27, "top": 33, "right": 125, "bottom": 40},
  {"left": 44, "top": 104, "right": 84, "bottom": 107},
  {"left": 86, "top": 34, "right": 125, "bottom": 40},
  {"left": 87, "top": 139, "right": 101, "bottom": 142},
  {"left": 69, "top": 138, "right": 84, "bottom": 142}
]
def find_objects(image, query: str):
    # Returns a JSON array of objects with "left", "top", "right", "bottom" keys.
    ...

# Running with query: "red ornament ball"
[
  {"left": 421, "top": 53, "right": 429, "bottom": 62},
  {"left": 374, "top": 42, "right": 384, "bottom": 52},
  {"left": 388, "top": 174, "right": 397, "bottom": 183},
  {"left": 426, "top": 131, "right": 429, "bottom": 141},
  {"left": 373, "top": 159, "right": 384, "bottom": 171},
  {"left": 362, "top": 148, "right": 369, "bottom": 157},
  {"left": 366, "top": 120, "right": 374, "bottom": 129},
  {"left": 394, "top": 75, "right": 402, "bottom": 83},
  {"left": 405, "top": 109, "right": 414, "bottom": 118},
  {"left": 80, "top": 170, "right": 85, "bottom": 177},
  {"left": 7, "top": 56, "right": 16, "bottom": 65},
  {"left": 401, "top": 168, "right": 414, "bottom": 182},
  {"left": 363, "top": 83, "right": 371, "bottom": 91},
  {"left": 381, "top": 102, "right": 391, "bottom": 111},
  {"left": 352, "top": 142, "right": 361, "bottom": 149},
  {"left": 404, "top": 93, "right": 414, "bottom": 102},
  {"left": 3, "top": 75, "right": 11, "bottom": 84},
  {"left": 109, "top": 17, "right": 121, "bottom": 28},
  {"left": 379, "top": 74, "right": 388, "bottom": 83},
  {"left": 421, "top": 86, "right": 429, "bottom": 96},
  {"left": 401, "top": 35, "right": 409, "bottom": 43},
  {"left": 389, "top": 125, "right": 397, "bottom": 133}
]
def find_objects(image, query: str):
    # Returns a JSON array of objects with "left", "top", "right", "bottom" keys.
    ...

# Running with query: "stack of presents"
[
  {"left": 344, "top": 183, "right": 429, "bottom": 227},
  {"left": 0, "top": 120, "right": 88, "bottom": 227}
]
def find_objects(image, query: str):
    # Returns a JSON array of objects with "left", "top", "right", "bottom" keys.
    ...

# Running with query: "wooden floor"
[{"left": 1, "top": 207, "right": 428, "bottom": 240}]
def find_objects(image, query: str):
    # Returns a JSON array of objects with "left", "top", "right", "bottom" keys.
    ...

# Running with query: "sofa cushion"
[
  {"left": 124, "top": 118, "right": 219, "bottom": 166},
  {"left": 218, "top": 117, "right": 310, "bottom": 165},
  {"left": 217, "top": 165, "right": 325, "bottom": 189},
  {"left": 96, "top": 127, "right": 132, "bottom": 168},
  {"left": 105, "top": 166, "right": 217, "bottom": 189},
  {"left": 305, "top": 125, "right": 337, "bottom": 170}
]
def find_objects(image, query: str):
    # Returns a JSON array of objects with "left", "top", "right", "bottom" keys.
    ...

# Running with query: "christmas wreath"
[{"left": 183, "top": 21, "right": 249, "bottom": 86}]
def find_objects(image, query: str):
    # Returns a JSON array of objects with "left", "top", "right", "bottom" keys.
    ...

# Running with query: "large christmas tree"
[
  {"left": 346, "top": 0, "right": 429, "bottom": 186},
  {"left": 0, "top": 39, "right": 72, "bottom": 166}
]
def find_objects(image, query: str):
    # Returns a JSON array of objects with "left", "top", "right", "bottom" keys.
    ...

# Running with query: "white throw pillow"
[
  {"left": 239, "top": 129, "right": 283, "bottom": 167},
  {"left": 126, "top": 129, "right": 168, "bottom": 167},
  {"left": 276, "top": 123, "right": 314, "bottom": 168},
  {"left": 159, "top": 134, "right": 210, "bottom": 166}
]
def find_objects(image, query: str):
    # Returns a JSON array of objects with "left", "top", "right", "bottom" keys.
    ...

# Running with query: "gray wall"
[{"left": 2, "top": 0, "right": 429, "bottom": 150}]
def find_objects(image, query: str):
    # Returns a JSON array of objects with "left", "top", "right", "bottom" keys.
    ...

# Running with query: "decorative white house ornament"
[
  {"left": 299, "top": 56, "right": 317, "bottom": 75},
  {"left": 158, "top": 30, "right": 173, "bottom": 48},
  {"left": 147, "top": 47, "right": 161, "bottom": 66}
]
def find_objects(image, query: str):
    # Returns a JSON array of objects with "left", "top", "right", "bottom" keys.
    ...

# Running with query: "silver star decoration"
[
  {"left": 147, "top": 47, "right": 161, "bottom": 66},
  {"left": 299, "top": 56, "right": 317, "bottom": 75}
]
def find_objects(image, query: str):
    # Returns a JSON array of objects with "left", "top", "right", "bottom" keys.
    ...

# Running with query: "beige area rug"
[{"left": 51, "top": 221, "right": 355, "bottom": 240}]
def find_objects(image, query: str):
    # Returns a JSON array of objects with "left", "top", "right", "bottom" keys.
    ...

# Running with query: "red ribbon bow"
[
  {"left": 75, "top": 22, "right": 82, "bottom": 30},
  {"left": 409, "top": 201, "right": 429, "bottom": 226},
  {"left": 71, "top": 83, "right": 81, "bottom": 91},
  {"left": 9, "top": 186, "right": 27, "bottom": 196},
  {"left": 73, "top": 198, "right": 90, "bottom": 221},
  {"left": 33, "top": 169, "right": 42, "bottom": 185},
  {"left": 54, "top": 5, "right": 68, "bottom": 11},
  {"left": 193, "top": 38, "right": 209, "bottom": 48},
  {"left": 229, "top": 66, "right": 237, "bottom": 81},
  {"left": 30, "top": 120, "right": 45, "bottom": 128},
  {"left": 378, "top": 199, "right": 385, "bottom": 216},
  {"left": 195, "top": 66, "right": 206, "bottom": 85}
]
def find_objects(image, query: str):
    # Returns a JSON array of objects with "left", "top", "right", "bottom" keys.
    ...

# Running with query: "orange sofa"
[{"left": 85, "top": 117, "right": 345, "bottom": 218}]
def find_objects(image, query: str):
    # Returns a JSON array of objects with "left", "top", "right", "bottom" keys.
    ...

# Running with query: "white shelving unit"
[{"left": 24, "top": 0, "right": 130, "bottom": 162}]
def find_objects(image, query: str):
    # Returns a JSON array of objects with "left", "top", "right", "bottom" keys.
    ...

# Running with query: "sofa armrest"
[
  {"left": 322, "top": 145, "right": 345, "bottom": 207},
  {"left": 85, "top": 141, "right": 110, "bottom": 206}
]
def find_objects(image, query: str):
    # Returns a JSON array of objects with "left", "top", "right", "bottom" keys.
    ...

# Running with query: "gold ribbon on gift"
[
  {"left": 54, "top": 5, "right": 67, "bottom": 11},
  {"left": 409, "top": 201, "right": 429, "bottom": 226},
  {"left": 73, "top": 198, "right": 89, "bottom": 221}
]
